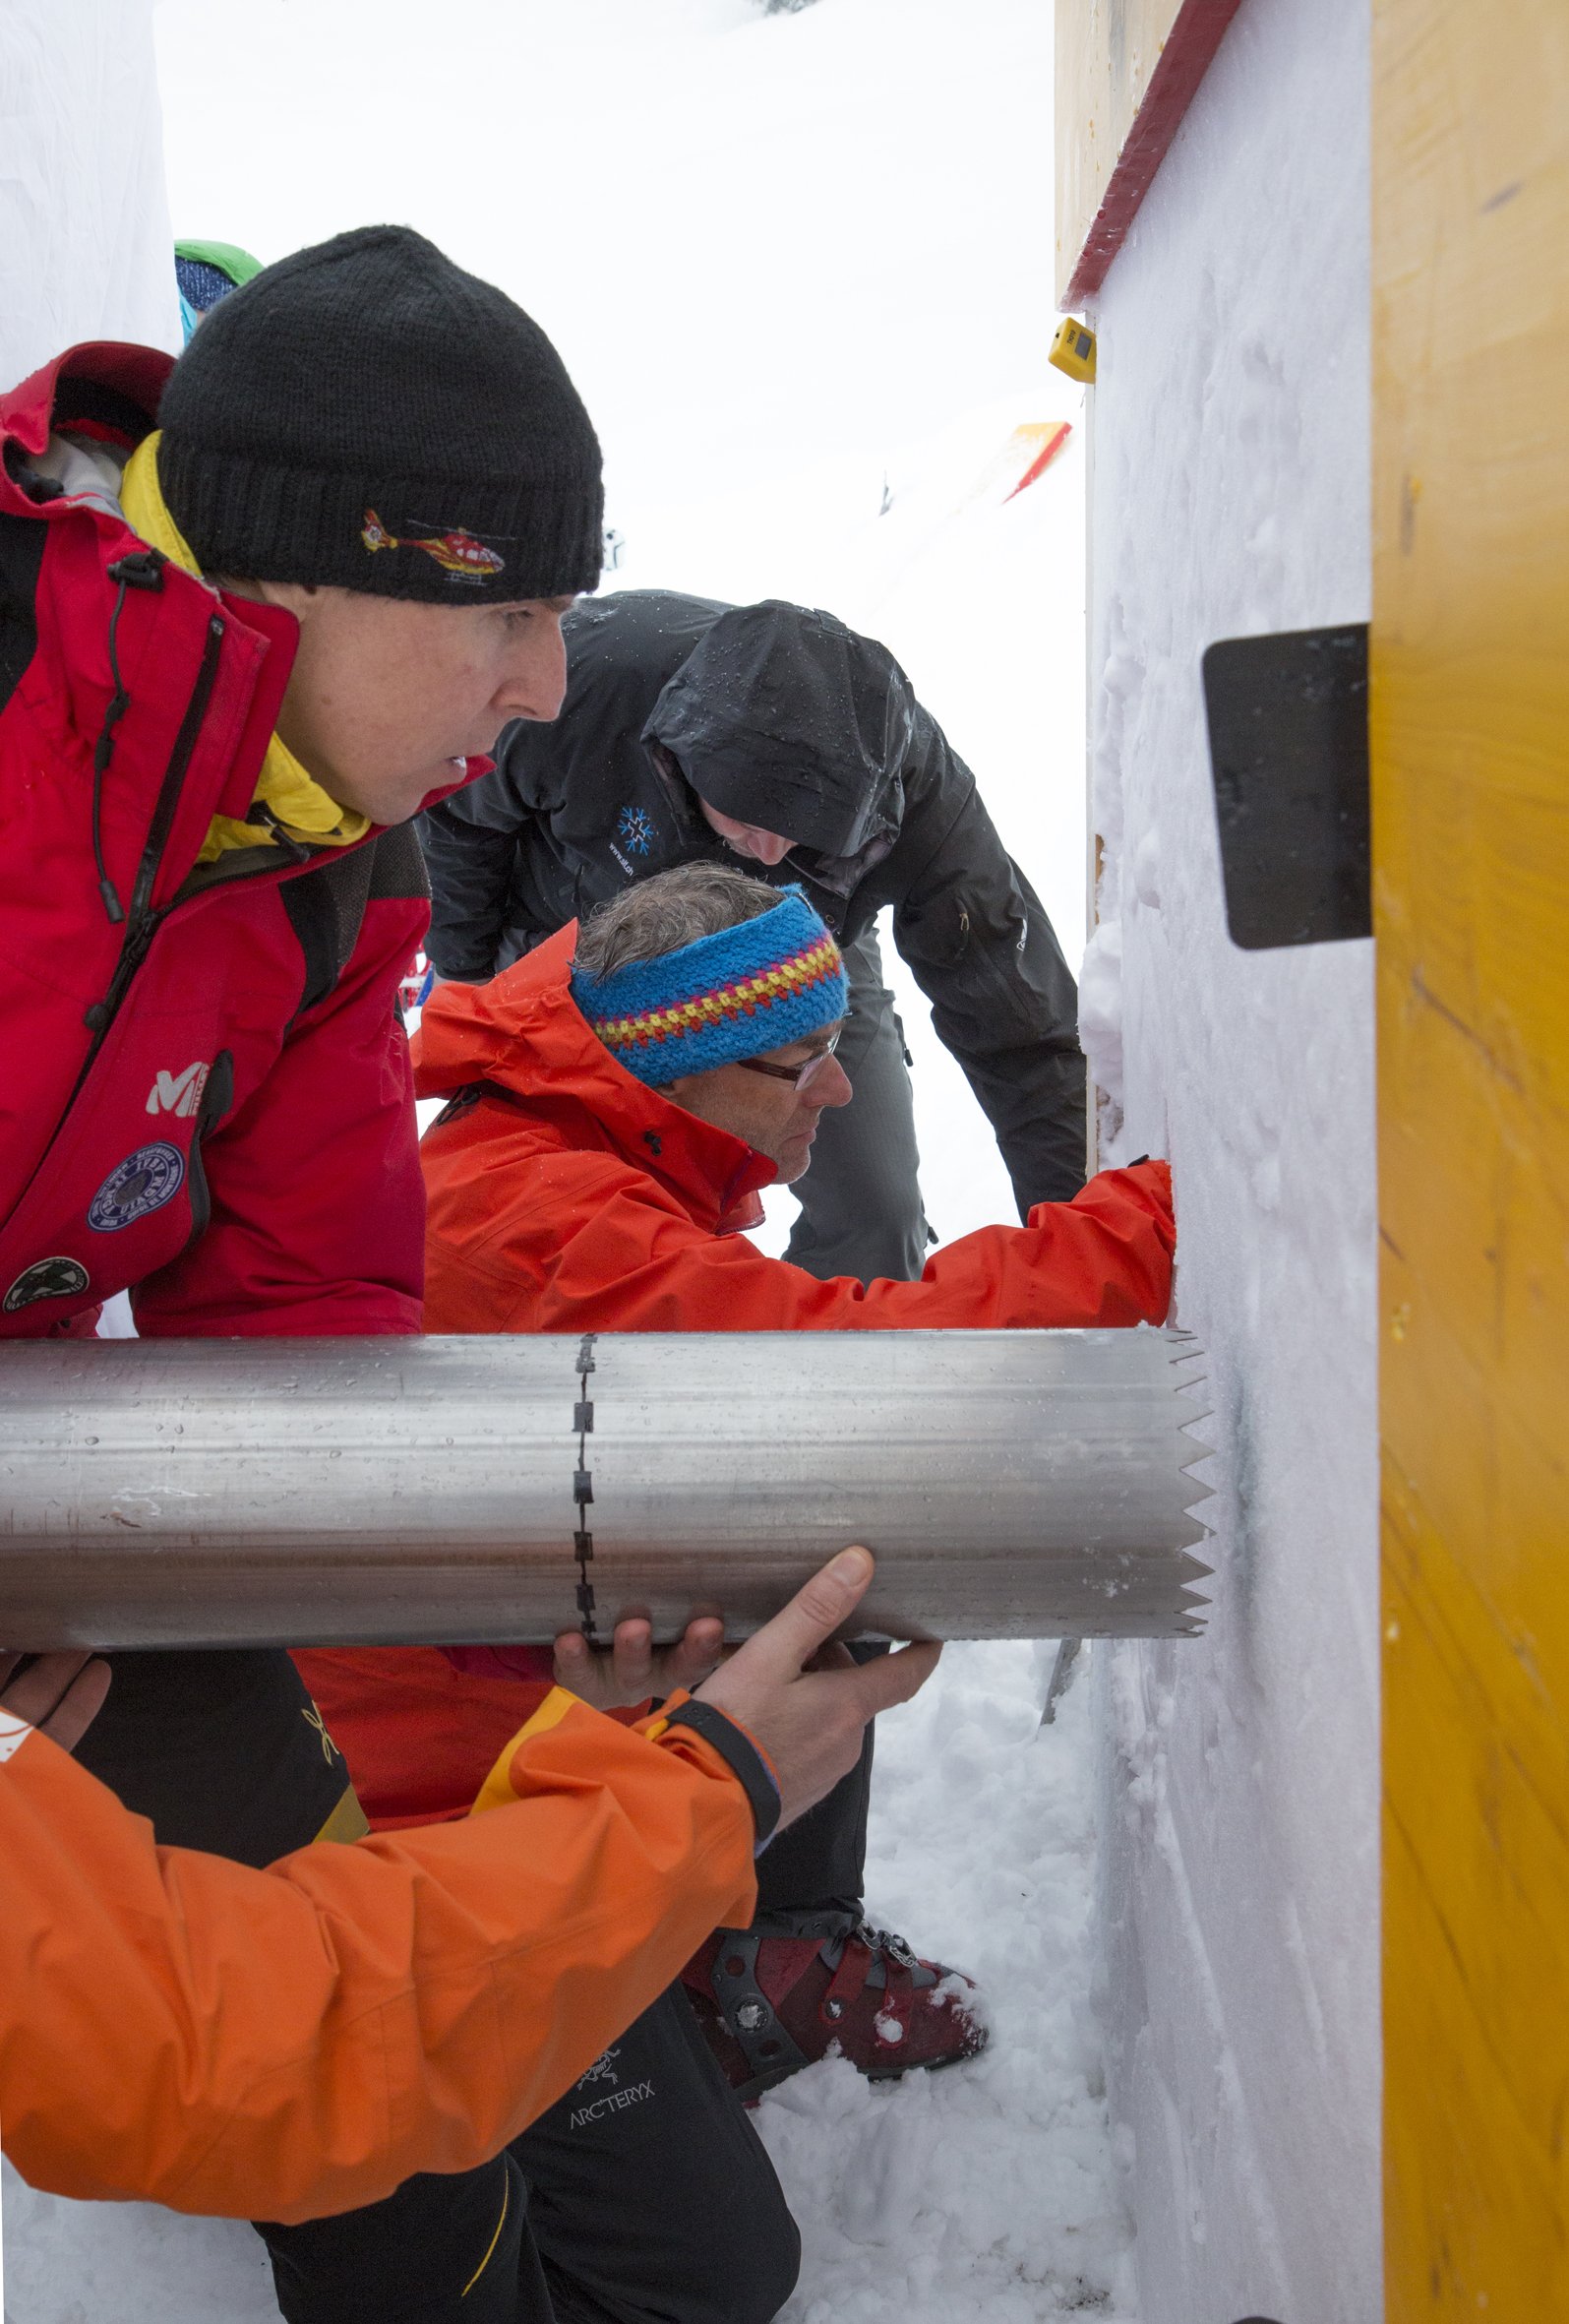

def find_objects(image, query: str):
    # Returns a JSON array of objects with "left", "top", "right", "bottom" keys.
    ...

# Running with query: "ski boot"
[{"left": 683, "top": 1909, "right": 988, "bottom": 2100}]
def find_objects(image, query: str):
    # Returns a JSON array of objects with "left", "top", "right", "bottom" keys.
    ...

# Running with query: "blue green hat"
[
  {"left": 572, "top": 887, "right": 848, "bottom": 1087},
  {"left": 174, "top": 239, "right": 264, "bottom": 345}
]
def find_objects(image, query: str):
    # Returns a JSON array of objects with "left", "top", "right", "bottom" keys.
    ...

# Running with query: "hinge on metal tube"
[{"left": 571, "top": 1335, "right": 600, "bottom": 1642}]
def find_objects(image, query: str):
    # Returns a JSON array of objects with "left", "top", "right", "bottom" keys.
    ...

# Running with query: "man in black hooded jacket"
[{"left": 419, "top": 589, "right": 1086, "bottom": 1284}]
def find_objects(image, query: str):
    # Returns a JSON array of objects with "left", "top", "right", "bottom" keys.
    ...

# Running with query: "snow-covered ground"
[
  {"left": 3, "top": 1, "right": 1123, "bottom": 2315},
  {"left": 756, "top": 1646, "right": 1135, "bottom": 2324}
]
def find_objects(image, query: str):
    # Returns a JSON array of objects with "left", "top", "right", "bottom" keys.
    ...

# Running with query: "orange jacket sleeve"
[
  {"left": 0, "top": 1688, "right": 756, "bottom": 2224},
  {"left": 469, "top": 1158, "right": 1174, "bottom": 1334}
]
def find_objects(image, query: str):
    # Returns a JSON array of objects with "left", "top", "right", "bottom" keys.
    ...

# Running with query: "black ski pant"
[
  {"left": 260, "top": 1983, "right": 798, "bottom": 2324},
  {"left": 782, "top": 923, "right": 933, "bottom": 1288},
  {"left": 72, "top": 1648, "right": 842, "bottom": 2324},
  {"left": 752, "top": 1645, "right": 879, "bottom": 1922}
]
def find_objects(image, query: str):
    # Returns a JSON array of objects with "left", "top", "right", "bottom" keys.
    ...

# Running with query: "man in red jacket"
[
  {"left": 0, "top": 223, "right": 599, "bottom": 1350},
  {"left": 0, "top": 227, "right": 741, "bottom": 2324},
  {"left": 412, "top": 865, "right": 1174, "bottom": 1339},
  {"left": 299, "top": 863, "right": 1175, "bottom": 2109}
]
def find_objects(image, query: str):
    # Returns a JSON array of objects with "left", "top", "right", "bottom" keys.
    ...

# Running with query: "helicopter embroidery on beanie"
[{"left": 360, "top": 509, "right": 507, "bottom": 581}]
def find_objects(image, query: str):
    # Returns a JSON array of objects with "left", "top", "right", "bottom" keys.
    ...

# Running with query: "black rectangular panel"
[{"left": 1202, "top": 623, "right": 1370, "bottom": 948}]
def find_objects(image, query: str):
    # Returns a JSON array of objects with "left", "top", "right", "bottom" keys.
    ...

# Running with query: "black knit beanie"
[{"left": 156, "top": 225, "right": 603, "bottom": 603}]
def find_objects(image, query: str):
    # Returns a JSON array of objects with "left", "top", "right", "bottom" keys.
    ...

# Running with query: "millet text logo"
[{"left": 146, "top": 1062, "right": 211, "bottom": 1119}]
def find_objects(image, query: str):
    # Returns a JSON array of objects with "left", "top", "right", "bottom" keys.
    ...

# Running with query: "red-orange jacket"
[
  {"left": 0, "top": 1685, "right": 758, "bottom": 2223},
  {"left": 412, "top": 925, "right": 1176, "bottom": 1336},
  {"left": 292, "top": 931, "right": 1174, "bottom": 1828}
]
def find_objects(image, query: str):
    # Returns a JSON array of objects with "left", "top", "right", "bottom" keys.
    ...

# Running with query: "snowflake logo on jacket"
[{"left": 616, "top": 805, "right": 654, "bottom": 857}]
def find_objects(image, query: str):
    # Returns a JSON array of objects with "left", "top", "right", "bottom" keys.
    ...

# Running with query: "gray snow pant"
[{"left": 782, "top": 924, "right": 933, "bottom": 1288}]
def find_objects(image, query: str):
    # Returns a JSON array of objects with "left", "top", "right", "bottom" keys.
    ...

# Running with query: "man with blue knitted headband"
[
  {"left": 302, "top": 864, "right": 1174, "bottom": 2123},
  {"left": 568, "top": 884, "right": 852, "bottom": 1184}
]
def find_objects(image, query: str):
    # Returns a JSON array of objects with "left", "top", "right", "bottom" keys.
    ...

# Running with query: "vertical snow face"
[
  {"left": 1083, "top": 0, "right": 1378, "bottom": 2317},
  {"left": 0, "top": 0, "right": 180, "bottom": 390}
]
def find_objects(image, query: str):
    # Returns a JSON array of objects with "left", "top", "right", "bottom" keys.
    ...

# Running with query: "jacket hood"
[
  {"left": 0, "top": 342, "right": 172, "bottom": 478},
  {"left": 412, "top": 927, "right": 775, "bottom": 1233},
  {"left": 641, "top": 601, "right": 916, "bottom": 858}
]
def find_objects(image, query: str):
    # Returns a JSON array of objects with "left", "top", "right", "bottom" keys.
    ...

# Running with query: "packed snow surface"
[
  {"left": 0, "top": 0, "right": 179, "bottom": 377},
  {"left": 756, "top": 1647, "right": 1136, "bottom": 2323},
  {"left": 2, "top": 0, "right": 1118, "bottom": 2318}
]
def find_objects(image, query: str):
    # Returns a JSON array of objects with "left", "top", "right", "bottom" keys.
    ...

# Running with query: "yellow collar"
[{"left": 119, "top": 435, "right": 370, "bottom": 863}]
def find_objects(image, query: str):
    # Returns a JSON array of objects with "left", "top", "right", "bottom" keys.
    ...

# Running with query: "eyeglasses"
[{"left": 735, "top": 1029, "right": 842, "bottom": 1096}]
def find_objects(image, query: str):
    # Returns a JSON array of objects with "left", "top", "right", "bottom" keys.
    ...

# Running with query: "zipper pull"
[
  {"left": 106, "top": 549, "right": 167, "bottom": 591},
  {"left": 90, "top": 553, "right": 170, "bottom": 922},
  {"left": 251, "top": 803, "right": 314, "bottom": 864}
]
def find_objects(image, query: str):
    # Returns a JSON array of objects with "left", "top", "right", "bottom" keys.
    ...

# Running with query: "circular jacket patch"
[
  {"left": 4, "top": 1255, "right": 91, "bottom": 1313},
  {"left": 88, "top": 1141, "right": 186, "bottom": 1233}
]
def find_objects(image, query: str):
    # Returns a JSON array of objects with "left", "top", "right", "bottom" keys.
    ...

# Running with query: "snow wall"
[
  {"left": 1078, "top": 0, "right": 1380, "bottom": 2316},
  {"left": 0, "top": 0, "right": 179, "bottom": 391}
]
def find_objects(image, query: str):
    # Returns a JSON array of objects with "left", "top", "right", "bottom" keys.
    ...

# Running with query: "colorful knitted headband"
[{"left": 572, "top": 887, "right": 848, "bottom": 1086}]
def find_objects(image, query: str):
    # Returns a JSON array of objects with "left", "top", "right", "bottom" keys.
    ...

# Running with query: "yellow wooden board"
[
  {"left": 1374, "top": 0, "right": 1569, "bottom": 2310},
  {"left": 1055, "top": 0, "right": 1184, "bottom": 302}
]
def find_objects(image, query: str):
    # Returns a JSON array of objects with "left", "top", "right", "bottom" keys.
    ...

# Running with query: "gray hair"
[{"left": 573, "top": 862, "right": 782, "bottom": 979}]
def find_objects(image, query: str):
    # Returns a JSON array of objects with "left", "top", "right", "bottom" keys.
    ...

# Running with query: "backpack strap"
[{"left": 282, "top": 823, "right": 428, "bottom": 1021}]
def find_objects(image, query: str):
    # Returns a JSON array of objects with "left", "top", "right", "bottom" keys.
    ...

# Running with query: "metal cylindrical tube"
[{"left": 0, "top": 1330, "right": 1212, "bottom": 1651}]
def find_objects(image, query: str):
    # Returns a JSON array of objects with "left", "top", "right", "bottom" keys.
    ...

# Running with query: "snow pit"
[{"left": 2, "top": 1, "right": 1129, "bottom": 2317}]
